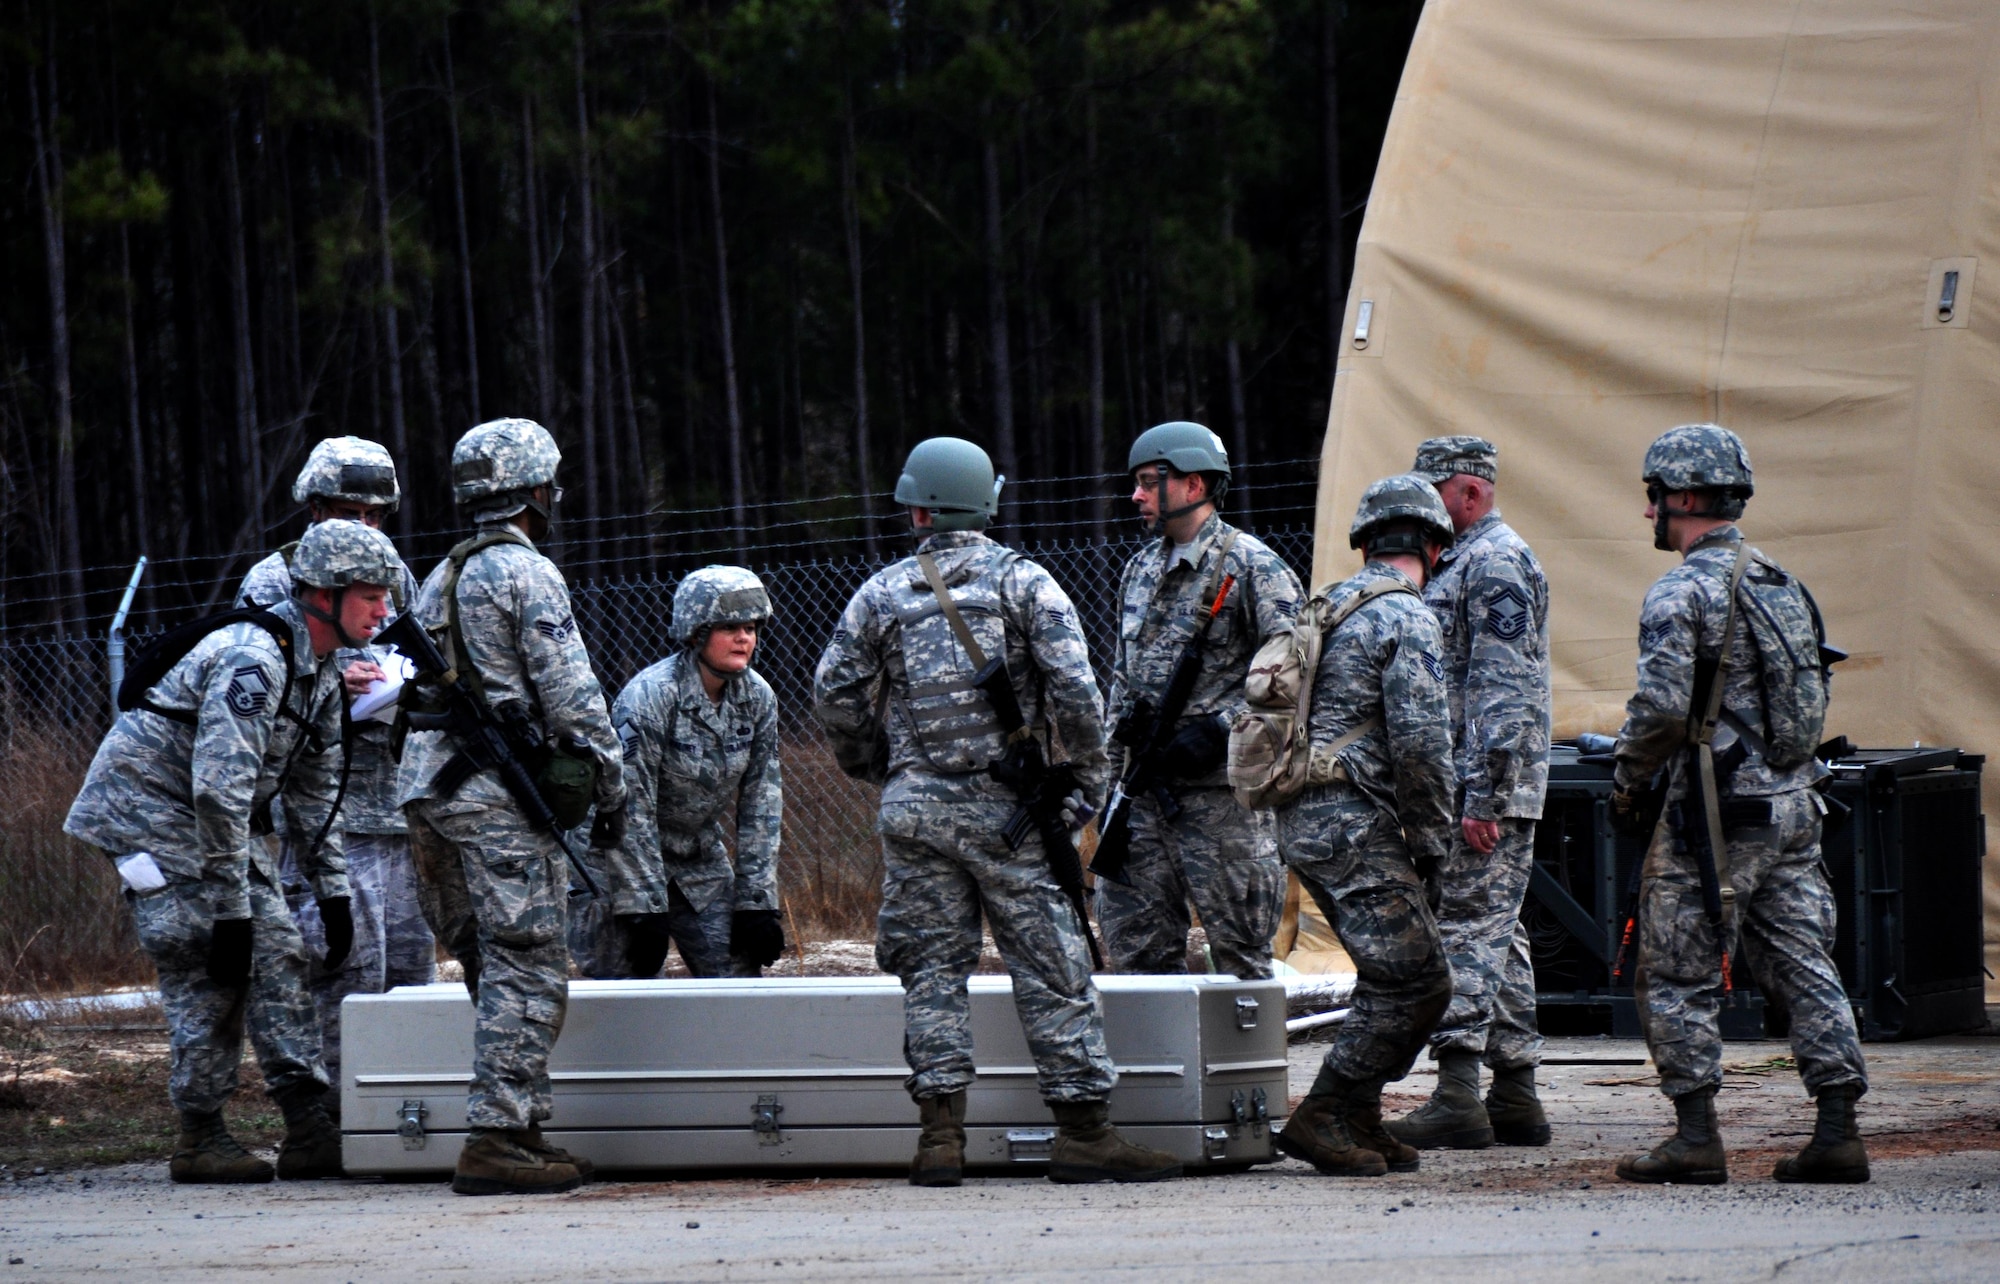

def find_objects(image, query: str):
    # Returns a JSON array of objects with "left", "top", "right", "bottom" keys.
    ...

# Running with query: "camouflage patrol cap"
[
  {"left": 1411, "top": 435, "right": 1498, "bottom": 484},
  {"left": 292, "top": 436, "right": 400, "bottom": 511},
  {"left": 1348, "top": 472, "right": 1454, "bottom": 550},
  {"left": 290, "top": 519, "right": 406, "bottom": 591},
  {"left": 452, "top": 418, "right": 562, "bottom": 520},
  {"left": 1642, "top": 423, "right": 1754, "bottom": 496},
  {"left": 672, "top": 565, "right": 772, "bottom": 648}
]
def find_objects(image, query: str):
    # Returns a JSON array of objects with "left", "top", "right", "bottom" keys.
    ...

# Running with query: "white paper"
[
  {"left": 116, "top": 852, "right": 168, "bottom": 894},
  {"left": 351, "top": 651, "right": 416, "bottom": 724}
]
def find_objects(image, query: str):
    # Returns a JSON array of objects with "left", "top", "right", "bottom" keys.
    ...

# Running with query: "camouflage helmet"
[
  {"left": 894, "top": 437, "right": 1003, "bottom": 532},
  {"left": 290, "top": 519, "right": 406, "bottom": 591},
  {"left": 452, "top": 418, "right": 562, "bottom": 521},
  {"left": 292, "top": 436, "right": 400, "bottom": 512},
  {"left": 1642, "top": 423, "right": 1754, "bottom": 497},
  {"left": 1128, "top": 421, "right": 1232, "bottom": 479},
  {"left": 1348, "top": 472, "right": 1454, "bottom": 551},
  {"left": 671, "top": 565, "right": 772, "bottom": 648}
]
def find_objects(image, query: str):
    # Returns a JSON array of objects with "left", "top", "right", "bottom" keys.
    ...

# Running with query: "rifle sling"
[
  {"left": 1690, "top": 542, "right": 1751, "bottom": 914},
  {"left": 916, "top": 550, "right": 1032, "bottom": 746}
]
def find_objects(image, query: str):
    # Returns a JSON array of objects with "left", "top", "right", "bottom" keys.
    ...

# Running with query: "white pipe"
[
  {"left": 1285, "top": 1007, "right": 1350, "bottom": 1034},
  {"left": 106, "top": 555, "right": 148, "bottom": 719}
]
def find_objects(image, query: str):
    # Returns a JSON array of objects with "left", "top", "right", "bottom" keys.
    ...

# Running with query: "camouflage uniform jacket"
[
  {"left": 603, "top": 652, "right": 781, "bottom": 917},
  {"left": 1613, "top": 525, "right": 1827, "bottom": 800},
  {"left": 395, "top": 524, "right": 625, "bottom": 815},
  {"left": 64, "top": 597, "right": 349, "bottom": 919},
  {"left": 1423, "top": 510, "right": 1552, "bottom": 821},
  {"left": 239, "top": 546, "right": 421, "bottom": 835},
  {"left": 1295, "top": 563, "right": 1457, "bottom": 868},
  {"left": 1108, "top": 511, "right": 1302, "bottom": 787},
  {"left": 813, "top": 530, "right": 1112, "bottom": 810}
]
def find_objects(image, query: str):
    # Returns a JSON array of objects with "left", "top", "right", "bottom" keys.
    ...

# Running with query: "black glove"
[
  {"left": 730, "top": 908, "right": 786, "bottom": 968},
  {"left": 589, "top": 805, "right": 628, "bottom": 851},
  {"left": 318, "top": 897, "right": 354, "bottom": 970},
  {"left": 1153, "top": 713, "right": 1231, "bottom": 779},
  {"left": 206, "top": 917, "right": 255, "bottom": 988},
  {"left": 618, "top": 911, "right": 674, "bottom": 978},
  {"left": 1610, "top": 781, "right": 1664, "bottom": 838}
]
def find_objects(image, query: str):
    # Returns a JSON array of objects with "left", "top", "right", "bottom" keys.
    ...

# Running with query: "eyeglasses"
[
  {"left": 1132, "top": 465, "right": 1174, "bottom": 493},
  {"left": 550, "top": 485, "right": 565, "bottom": 504}
]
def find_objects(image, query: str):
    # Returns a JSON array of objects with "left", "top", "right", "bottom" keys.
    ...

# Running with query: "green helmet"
[
  {"left": 894, "top": 437, "right": 1003, "bottom": 532},
  {"left": 1128, "top": 421, "right": 1232, "bottom": 479},
  {"left": 293, "top": 436, "right": 400, "bottom": 512},
  {"left": 672, "top": 566, "right": 772, "bottom": 649},
  {"left": 1348, "top": 472, "right": 1453, "bottom": 552},
  {"left": 290, "top": 519, "right": 405, "bottom": 591},
  {"left": 452, "top": 418, "right": 562, "bottom": 522}
]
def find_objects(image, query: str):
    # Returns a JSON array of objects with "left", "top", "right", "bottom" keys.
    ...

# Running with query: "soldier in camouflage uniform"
[
  {"left": 1099, "top": 422, "right": 1301, "bottom": 980},
  {"left": 397, "top": 418, "right": 626, "bottom": 1196},
  {"left": 1611, "top": 424, "right": 1868, "bottom": 1186},
  {"left": 1273, "top": 475, "right": 1456, "bottom": 1178},
  {"left": 814, "top": 437, "right": 1180, "bottom": 1188},
  {"left": 238, "top": 436, "right": 433, "bottom": 1102},
  {"left": 1389, "top": 437, "right": 1554, "bottom": 1151},
  {"left": 572, "top": 566, "right": 786, "bottom": 979},
  {"left": 66, "top": 521, "right": 406, "bottom": 1184}
]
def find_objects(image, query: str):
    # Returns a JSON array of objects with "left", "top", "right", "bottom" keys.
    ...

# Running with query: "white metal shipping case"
[{"left": 341, "top": 975, "right": 1286, "bottom": 1176}]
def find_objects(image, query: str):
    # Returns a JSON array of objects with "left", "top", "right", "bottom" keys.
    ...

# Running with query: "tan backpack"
[{"left": 1228, "top": 578, "right": 1417, "bottom": 809}]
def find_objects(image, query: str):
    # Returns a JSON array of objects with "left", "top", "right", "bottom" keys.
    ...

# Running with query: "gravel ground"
[{"left": 2, "top": 1027, "right": 1995, "bottom": 1281}]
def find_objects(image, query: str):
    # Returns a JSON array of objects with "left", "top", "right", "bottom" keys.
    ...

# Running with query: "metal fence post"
[{"left": 106, "top": 555, "right": 148, "bottom": 720}]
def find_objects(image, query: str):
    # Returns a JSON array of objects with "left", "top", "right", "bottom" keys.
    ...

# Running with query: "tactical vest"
[{"left": 889, "top": 545, "right": 1020, "bottom": 774}]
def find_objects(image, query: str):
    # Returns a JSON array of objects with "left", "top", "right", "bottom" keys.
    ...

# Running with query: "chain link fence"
[{"left": 0, "top": 501, "right": 1318, "bottom": 989}]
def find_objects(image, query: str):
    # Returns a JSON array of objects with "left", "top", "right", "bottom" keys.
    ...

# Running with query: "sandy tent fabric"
[{"left": 1312, "top": 0, "right": 2000, "bottom": 981}]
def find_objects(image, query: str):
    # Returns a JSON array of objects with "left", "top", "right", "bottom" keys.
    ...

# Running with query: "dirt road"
[{"left": 3, "top": 1032, "right": 1996, "bottom": 1281}]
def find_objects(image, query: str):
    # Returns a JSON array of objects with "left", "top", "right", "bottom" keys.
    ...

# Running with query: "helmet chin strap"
[
  {"left": 1139, "top": 464, "right": 1218, "bottom": 534},
  {"left": 300, "top": 586, "right": 366, "bottom": 649}
]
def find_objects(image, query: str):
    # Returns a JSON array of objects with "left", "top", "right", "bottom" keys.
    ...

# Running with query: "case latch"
[
  {"left": 397, "top": 1099, "right": 428, "bottom": 1151},
  {"left": 752, "top": 1093, "right": 785, "bottom": 1145},
  {"left": 1229, "top": 1087, "right": 1270, "bottom": 1134},
  {"left": 1234, "top": 996, "right": 1260, "bottom": 1030},
  {"left": 1005, "top": 1128, "right": 1056, "bottom": 1162}
]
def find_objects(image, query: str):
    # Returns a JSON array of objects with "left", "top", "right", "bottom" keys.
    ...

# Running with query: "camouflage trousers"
[
  {"left": 1428, "top": 817, "right": 1543, "bottom": 1068},
  {"left": 1635, "top": 788, "right": 1867, "bottom": 1100},
  {"left": 125, "top": 866, "right": 327, "bottom": 1115},
  {"left": 1095, "top": 786, "right": 1283, "bottom": 981},
  {"left": 876, "top": 799, "right": 1115, "bottom": 1103},
  {"left": 568, "top": 880, "right": 757, "bottom": 979},
  {"left": 279, "top": 833, "right": 437, "bottom": 1086},
  {"left": 1278, "top": 797, "right": 1451, "bottom": 1088},
  {"left": 406, "top": 799, "right": 571, "bottom": 1131}
]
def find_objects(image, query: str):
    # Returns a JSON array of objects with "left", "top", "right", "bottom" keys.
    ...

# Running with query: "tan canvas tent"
[{"left": 1311, "top": 0, "right": 2000, "bottom": 986}]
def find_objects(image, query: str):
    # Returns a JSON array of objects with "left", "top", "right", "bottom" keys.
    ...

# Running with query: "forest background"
[{"left": 0, "top": 0, "right": 1423, "bottom": 628}]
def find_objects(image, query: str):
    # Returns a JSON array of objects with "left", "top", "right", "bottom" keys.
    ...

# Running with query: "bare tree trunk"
[
  {"left": 1322, "top": 1, "right": 1345, "bottom": 384},
  {"left": 608, "top": 270, "right": 650, "bottom": 569},
  {"left": 369, "top": 5, "right": 410, "bottom": 535},
  {"left": 573, "top": 6, "right": 600, "bottom": 544},
  {"left": 26, "top": 22, "right": 83, "bottom": 632},
  {"left": 120, "top": 223, "right": 150, "bottom": 560},
  {"left": 1085, "top": 90, "right": 1106, "bottom": 541},
  {"left": 706, "top": 76, "right": 748, "bottom": 559},
  {"left": 444, "top": 20, "right": 479, "bottom": 424},
  {"left": 981, "top": 119, "right": 1015, "bottom": 517},
  {"left": 522, "top": 98, "right": 555, "bottom": 430},
  {"left": 840, "top": 80, "right": 877, "bottom": 558},
  {"left": 223, "top": 111, "right": 264, "bottom": 541},
  {"left": 1222, "top": 196, "right": 1253, "bottom": 523}
]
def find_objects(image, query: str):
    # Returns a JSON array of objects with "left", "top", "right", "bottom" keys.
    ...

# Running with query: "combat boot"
[
  {"left": 169, "top": 1110, "right": 275, "bottom": 1184},
  {"left": 451, "top": 1128, "right": 584, "bottom": 1196},
  {"left": 1343, "top": 1085, "right": 1420, "bottom": 1173},
  {"left": 1386, "top": 1050, "right": 1493, "bottom": 1151},
  {"left": 272, "top": 1083, "right": 344, "bottom": 1180},
  {"left": 1484, "top": 1063, "right": 1553, "bottom": 1147},
  {"left": 522, "top": 1125, "right": 596, "bottom": 1181},
  {"left": 1616, "top": 1085, "right": 1727, "bottom": 1185},
  {"left": 909, "top": 1091, "right": 966, "bottom": 1187},
  {"left": 1773, "top": 1085, "right": 1869, "bottom": 1184},
  {"left": 1275, "top": 1077, "right": 1389, "bottom": 1177},
  {"left": 1046, "top": 1101, "right": 1182, "bottom": 1184}
]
